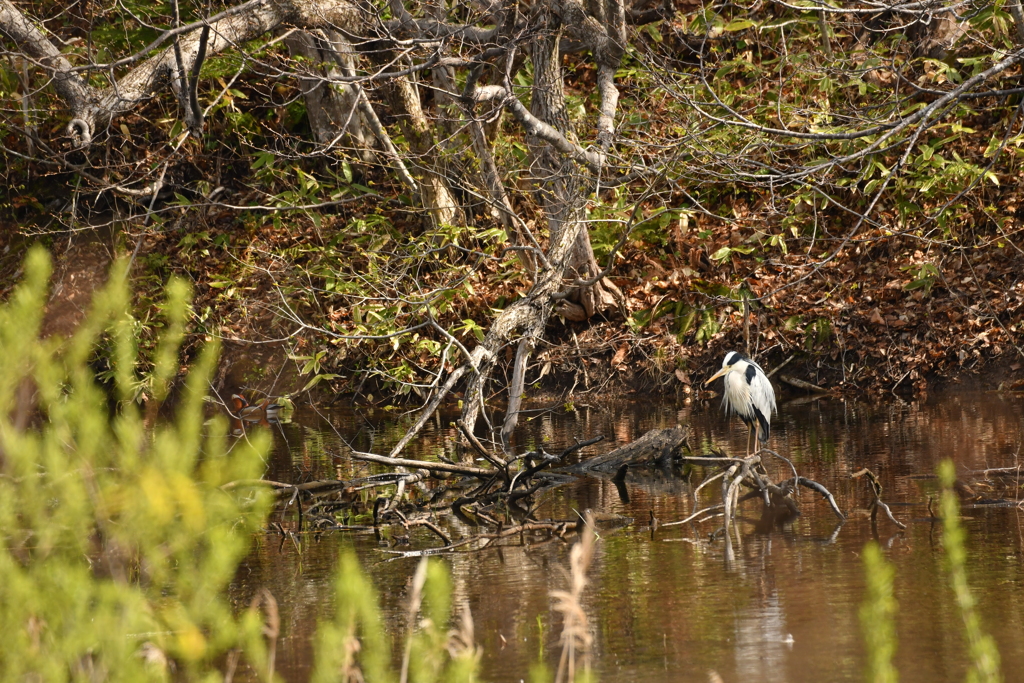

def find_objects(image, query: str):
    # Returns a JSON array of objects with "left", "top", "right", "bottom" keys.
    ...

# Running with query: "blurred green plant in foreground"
[
  {"left": 0, "top": 247, "right": 275, "bottom": 680},
  {"left": 0, "top": 248, "right": 487, "bottom": 682},
  {"left": 860, "top": 462, "right": 1004, "bottom": 683}
]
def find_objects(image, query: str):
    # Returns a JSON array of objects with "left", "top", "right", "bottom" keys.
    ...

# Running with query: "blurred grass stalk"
[
  {"left": 938, "top": 460, "right": 1002, "bottom": 683},
  {"left": 551, "top": 513, "right": 596, "bottom": 683},
  {"left": 860, "top": 542, "right": 897, "bottom": 683},
  {"left": 861, "top": 461, "right": 1004, "bottom": 683}
]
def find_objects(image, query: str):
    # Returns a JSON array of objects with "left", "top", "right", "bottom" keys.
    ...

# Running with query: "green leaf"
[
  {"left": 711, "top": 246, "right": 734, "bottom": 262},
  {"left": 724, "top": 18, "right": 756, "bottom": 31},
  {"left": 251, "top": 151, "right": 275, "bottom": 170},
  {"left": 302, "top": 373, "right": 341, "bottom": 393}
]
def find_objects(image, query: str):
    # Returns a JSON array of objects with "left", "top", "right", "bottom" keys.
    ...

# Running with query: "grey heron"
[{"left": 704, "top": 351, "right": 777, "bottom": 455}]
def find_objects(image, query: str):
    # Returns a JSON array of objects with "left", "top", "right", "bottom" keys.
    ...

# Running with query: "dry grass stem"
[
  {"left": 399, "top": 557, "right": 429, "bottom": 683},
  {"left": 249, "top": 588, "right": 280, "bottom": 682},
  {"left": 552, "top": 512, "right": 597, "bottom": 683}
]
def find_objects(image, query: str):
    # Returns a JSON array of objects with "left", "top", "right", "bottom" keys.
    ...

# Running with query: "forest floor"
[{"left": 5, "top": 197, "right": 1023, "bottom": 407}]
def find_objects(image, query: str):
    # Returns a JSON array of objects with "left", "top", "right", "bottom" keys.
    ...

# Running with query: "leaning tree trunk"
[
  {"left": 284, "top": 29, "right": 373, "bottom": 162},
  {"left": 371, "top": 1, "right": 632, "bottom": 460},
  {"left": 528, "top": 25, "right": 619, "bottom": 322},
  {"left": 383, "top": 74, "right": 462, "bottom": 227},
  {"left": 458, "top": 14, "right": 618, "bottom": 449}
]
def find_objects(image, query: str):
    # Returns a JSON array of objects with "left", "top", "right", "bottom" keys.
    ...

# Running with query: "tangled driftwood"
[{"left": 223, "top": 422, "right": 856, "bottom": 558}]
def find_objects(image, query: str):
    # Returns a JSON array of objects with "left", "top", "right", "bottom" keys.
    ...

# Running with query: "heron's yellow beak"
[{"left": 703, "top": 366, "right": 731, "bottom": 386}]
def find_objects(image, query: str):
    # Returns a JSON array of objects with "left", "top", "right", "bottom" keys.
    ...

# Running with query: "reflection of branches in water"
[
  {"left": 224, "top": 436, "right": 616, "bottom": 555},
  {"left": 853, "top": 468, "right": 906, "bottom": 530}
]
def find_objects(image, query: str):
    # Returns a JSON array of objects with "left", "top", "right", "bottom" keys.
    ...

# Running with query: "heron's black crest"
[{"left": 724, "top": 351, "right": 747, "bottom": 365}]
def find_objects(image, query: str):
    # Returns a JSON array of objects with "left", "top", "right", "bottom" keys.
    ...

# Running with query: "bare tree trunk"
[
  {"left": 528, "top": 21, "right": 620, "bottom": 322},
  {"left": 460, "top": 15, "right": 620, "bottom": 443},
  {"left": 909, "top": 9, "right": 969, "bottom": 60},
  {"left": 384, "top": 74, "right": 462, "bottom": 227},
  {"left": 284, "top": 30, "right": 372, "bottom": 161}
]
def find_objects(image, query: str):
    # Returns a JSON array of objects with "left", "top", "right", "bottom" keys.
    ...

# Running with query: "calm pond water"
[{"left": 230, "top": 390, "right": 1024, "bottom": 682}]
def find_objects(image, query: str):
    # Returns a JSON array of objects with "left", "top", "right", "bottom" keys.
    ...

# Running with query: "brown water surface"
[{"left": 231, "top": 391, "right": 1024, "bottom": 682}]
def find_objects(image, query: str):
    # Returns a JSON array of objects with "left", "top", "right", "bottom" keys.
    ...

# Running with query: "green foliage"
[
  {"left": 0, "top": 249, "right": 490, "bottom": 682},
  {"left": 860, "top": 543, "right": 898, "bottom": 683},
  {"left": 407, "top": 560, "right": 479, "bottom": 683},
  {"left": 312, "top": 552, "right": 393, "bottom": 683},
  {"left": 0, "top": 248, "right": 275, "bottom": 680},
  {"left": 938, "top": 461, "right": 1003, "bottom": 683},
  {"left": 252, "top": 210, "right": 510, "bottom": 396},
  {"left": 710, "top": 244, "right": 754, "bottom": 262},
  {"left": 694, "top": 309, "right": 720, "bottom": 345},
  {"left": 901, "top": 262, "right": 941, "bottom": 295},
  {"left": 292, "top": 349, "right": 342, "bottom": 393},
  {"left": 805, "top": 318, "right": 832, "bottom": 350}
]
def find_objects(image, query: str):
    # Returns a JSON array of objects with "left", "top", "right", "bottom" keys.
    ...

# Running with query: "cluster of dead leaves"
[{"left": 576, "top": 218, "right": 1024, "bottom": 398}]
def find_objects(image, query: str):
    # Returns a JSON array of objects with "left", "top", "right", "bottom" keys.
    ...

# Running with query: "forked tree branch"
[{"left": 0, "top": 0, "right": 360, "bottom": 146}]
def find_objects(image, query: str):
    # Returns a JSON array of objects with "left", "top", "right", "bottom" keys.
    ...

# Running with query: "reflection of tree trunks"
[{"left": 384, "top": 75, "right": 462, "bottom": 227}]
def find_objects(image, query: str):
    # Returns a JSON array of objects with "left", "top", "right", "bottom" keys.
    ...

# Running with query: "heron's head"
[{"left": 703, "top": 351, "right": 745, "bottom": 386}]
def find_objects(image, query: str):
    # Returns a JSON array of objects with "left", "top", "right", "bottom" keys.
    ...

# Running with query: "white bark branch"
[
  {"left": 466, "top": 84, "right": 605, "bottom": 171},
  {"left": 0, "top": 0, "right": 93, "bottom": 141},
  {"left": 0, "top": 0, "right": 360, "bottom": 146}
]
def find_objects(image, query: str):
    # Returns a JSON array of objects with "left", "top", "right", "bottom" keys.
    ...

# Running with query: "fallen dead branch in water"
[
  {"left": 226, "top": 436, "right": 609, "bottom": 549},
  {"left": 904, "top": 464, "right": 1024, "bottom": 508},
  {"left": 796, "top": 477, "right": 846, "bottom": 521},
  {"left": 660, "top": 503, "right": 725, "bottom": 528},
  {"left": 228, "top": 424, "right": 852, "bottom": 555},
  {"left": 646, "top": 446, "right": 845, "bottom": 541},
  {"left": 853, "top": 468, "right": 907, "bottom": 530}
]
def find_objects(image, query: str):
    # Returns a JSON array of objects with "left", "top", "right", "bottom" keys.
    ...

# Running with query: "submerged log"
[{"left": 569, "top": 426, "right": 689, "bottom": 474}]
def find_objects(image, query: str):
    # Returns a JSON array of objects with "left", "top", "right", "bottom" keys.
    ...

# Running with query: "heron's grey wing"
[{"left": 749, "top": 372, "right": 777, "bottom": 417}]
